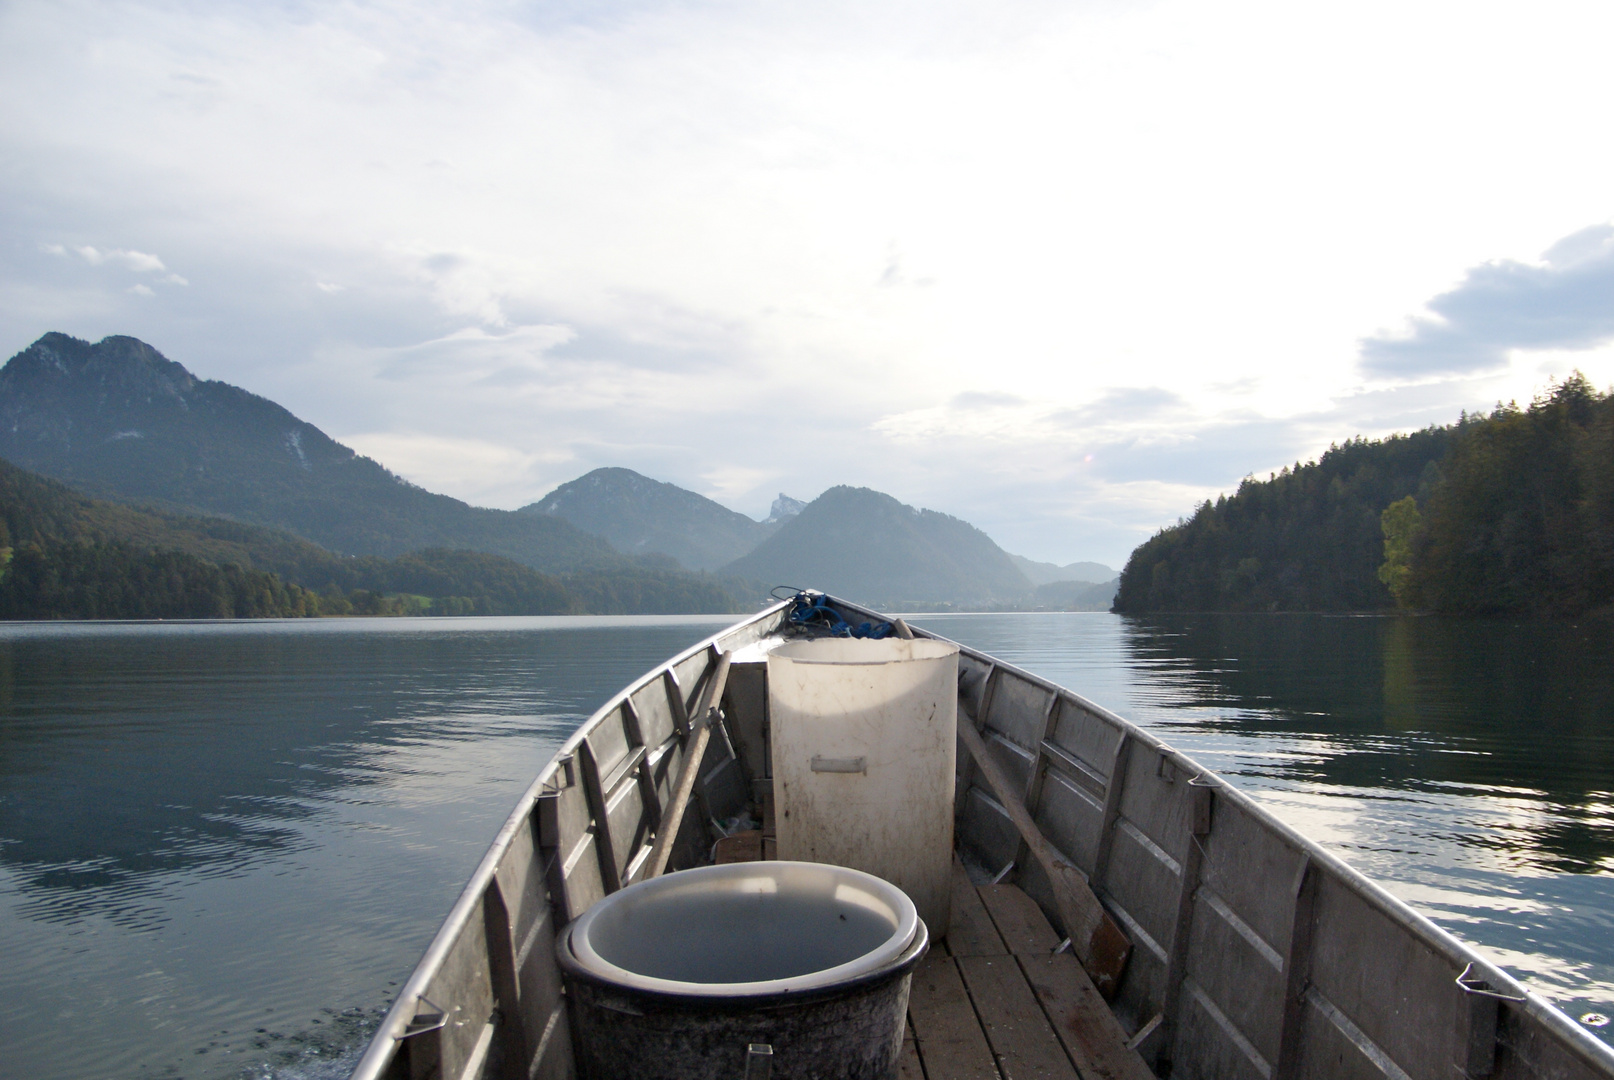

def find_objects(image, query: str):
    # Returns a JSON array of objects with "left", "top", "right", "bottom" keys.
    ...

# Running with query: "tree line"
[
  {"left": 0, "top": 457, "right": 743, "bottom": 619},
  {"left": 1115, "top": 374, "right": 1614, "bottom": 617}
]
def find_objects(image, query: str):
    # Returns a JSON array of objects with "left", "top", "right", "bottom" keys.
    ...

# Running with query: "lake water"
[{"left": 0, "top": 612, "right": 1610, "bottom": 1079}]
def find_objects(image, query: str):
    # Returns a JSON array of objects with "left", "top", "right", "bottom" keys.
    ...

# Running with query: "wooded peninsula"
[{"left": 1114, "top": 374, "right": 1614, "bottom": 617}]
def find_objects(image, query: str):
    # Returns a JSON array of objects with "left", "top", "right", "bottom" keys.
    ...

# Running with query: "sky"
[{"left": 3, "top": 0, "right": 1614, "bottom": 569}]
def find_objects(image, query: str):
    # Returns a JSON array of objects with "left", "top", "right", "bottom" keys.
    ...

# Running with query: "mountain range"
[
  {"left": 0, "top": 334, "right": 616, "bottom": 572},
  {"left": 0, "top": 454, "right": 739, "bottom": 615},
  {"left": 0, "top": 333, "right": 1115, "bottom": 612},
  {"left": 521, "top": 467, "right": 776, "bottom": 572},
  {"left": 723, "top": 485, "right": 1033, "bottom": 607},
  {"left": 1010, "top": 555, "right": 1116, "bottom": 586}
]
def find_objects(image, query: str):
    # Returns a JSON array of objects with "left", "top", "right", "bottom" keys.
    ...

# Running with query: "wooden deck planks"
[
  {"left": 912, "top": 868, "right": 1157, "bottom": 1080},
  {"left": 957, "top": 954, "right": 1080, "bottom": 1080},
  {"left": 900, "top": 1034, "right": 926, "bottom": 1080},
  {"left": 1017, "top": 955, "right": 1157, "bottom": 1080},
  {"left": 950, "top": 859, "right": 1010, "bottom": 958},
  {"left": 978, "top": 884, "right": 1064, "bottom": 956},
  {"left": 979, "top": 881, "right": 1157, "bottom": 1080},
  {"left": 908, "top": 950, "right": 1002, "bottom": 1080}
]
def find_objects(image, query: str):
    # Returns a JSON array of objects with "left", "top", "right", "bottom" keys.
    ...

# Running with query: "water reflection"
[
  {"left": 6, "top": 612, "right": 1612, "bottom": 1078},
  {"left": 0, "top": 616, "right": 732, "bottom": 1080},
  {"left": 1118, "top": 614, "right": 1614, "bottom": 873},
  {"left": 912, "top": 611, "right": 1614, "bottom": 1043}
]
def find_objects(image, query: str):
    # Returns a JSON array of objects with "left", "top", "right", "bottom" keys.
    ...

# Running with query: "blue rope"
[{"left": 783, "top": 591, "right": 895, "bottom": 639}]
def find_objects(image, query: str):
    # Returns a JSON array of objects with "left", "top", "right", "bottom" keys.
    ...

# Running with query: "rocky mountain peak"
[
  {"left": 2, "top": 333, "right": 199, "bottom": 408},
  {"left": 521, "top": 467, "right": 773, "bottom": 571},
  {"left": 764, "top": 492, "right": 805, "bottom": 525}
]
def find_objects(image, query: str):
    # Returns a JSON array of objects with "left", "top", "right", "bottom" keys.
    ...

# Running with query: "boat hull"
[{"left": 349, "top": 597, "right": 1614, "bottom": 1080}]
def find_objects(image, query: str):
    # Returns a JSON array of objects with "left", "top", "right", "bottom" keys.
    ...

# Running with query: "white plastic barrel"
[{"left": 767, "top": 637, "right": 958, "bottom": 935}]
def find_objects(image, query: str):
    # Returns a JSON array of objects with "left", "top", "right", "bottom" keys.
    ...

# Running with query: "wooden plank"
[
  {"left": 713, "top": 829, "right": 763, "bottom": 864},
  {"left": 958, "top": 703, "right": 1131, "bottom": 997},
  {"left": 979, "top": 884, "right": 1063, "bottom": 956},
  {"left": 976, "top": 881, "right": 1157, "bottom": 1080},
  {"left": 1019, "top": 953, "right": 1159, "bottom": 1080},
  {"left": 950, "top": 859, "right": 1008, "bottom": 958},
  {"left": 908, "top": 952, "right": 1001, "bottom": 1080},
  {"left": 958, "top": 954, "right": 1080, "bottom": 1080},
  {"left": 901, "top": 1035, "right": 927, "bottom": 1080}
]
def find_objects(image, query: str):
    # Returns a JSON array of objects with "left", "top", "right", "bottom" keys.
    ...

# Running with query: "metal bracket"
[
  {"left": 1455, "top": 963, "right": 1523, "bottom": 1078},
  {"left": 401, "top": 994, "right": 448, "bottom": 1037},
  {"left": 1456, "top": 963, "right": 1525, "bottom": 1001},
  {"left": 1127, "top": 1012, "right": 1165, "bottom": 1052},
  {"left": 1187, "top": 773, "right": 1217, "bottom": 837}
]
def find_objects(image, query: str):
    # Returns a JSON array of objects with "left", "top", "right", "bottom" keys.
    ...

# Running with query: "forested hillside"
[
  {"left": 1114, "top": 427, "right": 1453, "bottom": 611},
  {"left": 0, "top": 457, "right": 739, "bottom": 618},
  {"left": 1, "top": 334, "right": 632, "bottom": 571},
  {"left": 0, "top": 541, "right": 324, "bottom": 619},
  {"left": 523, "top": 467, "right": 774, "bottom": 571},
  {"left": 1115, "top": 375, "right": 1614, "bottom": 616},
  {"left": 1401, "top": 375, "right": 1613, "bottom": 614}
]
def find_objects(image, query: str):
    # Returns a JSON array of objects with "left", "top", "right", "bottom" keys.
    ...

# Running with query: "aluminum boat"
[{"left": 350, "top": 594, "right": 1614, "bottom": 1080}]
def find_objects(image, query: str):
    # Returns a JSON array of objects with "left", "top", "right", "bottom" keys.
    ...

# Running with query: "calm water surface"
[{"left": 1, "top": 612, "right": 1610, "bottom": 1078}]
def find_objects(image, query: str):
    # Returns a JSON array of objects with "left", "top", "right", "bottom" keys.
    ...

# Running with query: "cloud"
[
  {"left": 364, "top": 323, "right": 577, "bottom": 384},
  {"left": 43, "top": 242, "right": 185, "bottom": 285},
  {"left": 1360, "top": 224, "right": 1614, "bottom": 379},
  {"left": 74, "top": 246, "right": 168, "bottom": 273},
  {"left": 8, "top": 0, "right": 1614, "bottom": 566},
  {"left": 337, "top": 432, "right": 567, "bottom": 508},
  {"left": 1048, "top": 386, "right": 1185, "bottom": 428},
  {"left": 950, "top": 390, "right": 1023, "bottom": 410}
]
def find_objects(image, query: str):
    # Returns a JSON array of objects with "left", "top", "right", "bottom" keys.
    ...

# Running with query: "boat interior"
[{"left": 353, "top": 596, "right": 1614, "bottom": 1080}]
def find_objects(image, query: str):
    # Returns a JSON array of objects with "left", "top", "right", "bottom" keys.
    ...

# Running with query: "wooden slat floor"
[{"left": 902, "top": 862, "right": 1157, "bottom": 1080}]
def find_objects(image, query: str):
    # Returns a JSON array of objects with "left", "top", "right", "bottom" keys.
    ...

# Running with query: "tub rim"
[
  {"left": 559, "top": 861, "right": 922, "bottom": 998},
  {"left": 559, "top": 913, "right": 930, "bottom": 1008}
]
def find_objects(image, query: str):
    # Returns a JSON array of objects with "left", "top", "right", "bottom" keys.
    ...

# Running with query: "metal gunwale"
[
  {"left": 349, "top": 599, "right": 794, "bottom": 1080},
  {"left": 351, "top": 595, "right": 1614, "bottom": 1080},
  {"left": 902, "top": 613, "right": 1614, "bottom": 1078}
]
